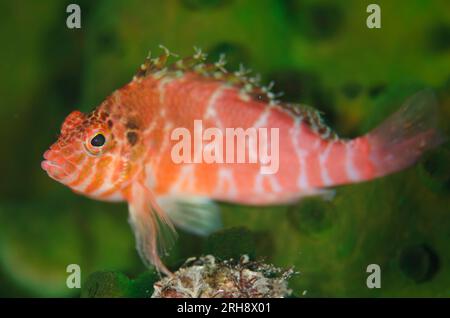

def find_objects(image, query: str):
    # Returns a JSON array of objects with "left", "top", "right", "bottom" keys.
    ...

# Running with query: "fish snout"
[
  {"left": 41, "top": 149, "right": 65, "bottom": 177},
  {"left": 43, "top": 149, "right": 51, "bottom": 161}
]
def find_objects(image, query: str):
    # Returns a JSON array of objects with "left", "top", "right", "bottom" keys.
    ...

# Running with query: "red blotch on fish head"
[{"left": 61, "top": 110, "right": 86, "bottom": 136}]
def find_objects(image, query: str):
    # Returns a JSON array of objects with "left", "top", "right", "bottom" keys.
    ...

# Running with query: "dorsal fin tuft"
[
  {"left": 133, "top": 46, "right": 283, "bottom": 105},
  {"left": 133, "top": 47, "right": 337, "bottom": 140}
]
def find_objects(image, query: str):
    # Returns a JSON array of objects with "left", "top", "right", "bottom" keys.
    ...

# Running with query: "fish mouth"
[
  {"left": 41, "top": 159, "right": 69, "bottom": 183},
  {"left": 41, "top": 150, "right": 67, "bottom": 181},
  {"left": 41, "top": 159, "right": 61, "bottom": 171},
  {"left": 42, "top": 150, "right": 60, "bottom": 171}
]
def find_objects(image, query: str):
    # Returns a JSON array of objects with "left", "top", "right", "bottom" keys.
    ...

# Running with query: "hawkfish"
[{"left": 42, "top": 47, "right": 442, "bottom": 275}]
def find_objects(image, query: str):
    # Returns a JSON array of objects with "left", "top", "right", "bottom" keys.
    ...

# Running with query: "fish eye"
[
  {"left": 90, "top": 133, "right": 106, "bottom": 147},
  {"left": 85, "top": 131, "right": 108, "bottom": 156}
]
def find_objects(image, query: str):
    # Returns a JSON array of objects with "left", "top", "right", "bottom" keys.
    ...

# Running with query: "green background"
[{"left": 0, "top": 0, "right": 449, "bottom": 297}]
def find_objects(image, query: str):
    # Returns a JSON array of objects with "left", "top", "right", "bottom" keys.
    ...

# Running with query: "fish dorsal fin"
[
  {"left": 132, "top": 46, "right": 282, "bottom": 105},
  {"left": 282, "top": 103, "right": 338, "bottom": 141},
  {"left": 157, "top": 195, "right": 222, "bottom": 236},
  {"left": 133, "top": 46, "right": 336, "bottom": 140},
  {"left": 128, "top": 181, "right": 178, "bottom": 276}
]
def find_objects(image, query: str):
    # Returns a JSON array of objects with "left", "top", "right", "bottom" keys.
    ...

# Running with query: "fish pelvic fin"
[{"left": 128, "top": 181, "right": 178, "bottom": 276}]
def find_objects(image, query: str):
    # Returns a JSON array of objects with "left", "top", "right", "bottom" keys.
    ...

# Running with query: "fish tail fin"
[{"left": 367, "top": 89, "right": 445, "bottom": 178}]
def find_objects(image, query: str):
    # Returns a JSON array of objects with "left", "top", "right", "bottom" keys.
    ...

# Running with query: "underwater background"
[{"left": 0, "top": 0, "right": 449, "bottom": 297}]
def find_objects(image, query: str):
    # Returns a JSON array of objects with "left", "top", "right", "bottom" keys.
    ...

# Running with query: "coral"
[{"left": 152, "top": 255, "right": 295, "bottom": 298}]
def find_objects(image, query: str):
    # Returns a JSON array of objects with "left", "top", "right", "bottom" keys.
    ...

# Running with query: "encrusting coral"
[{"left": 152, "top": 255, "right": 295, "bottom": 298}]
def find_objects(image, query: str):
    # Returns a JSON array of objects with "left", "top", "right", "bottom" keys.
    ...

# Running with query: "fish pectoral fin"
[
  {"left": 157, "top": 195, "right": 222, "bottom": 236},
  {"left": 128, "top": 181, "right": 177, "bottom": 276}
]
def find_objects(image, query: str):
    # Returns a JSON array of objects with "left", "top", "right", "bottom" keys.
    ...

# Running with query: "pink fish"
[{"left": 42, "top": 48, "right": 442, "bottom": 275}]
